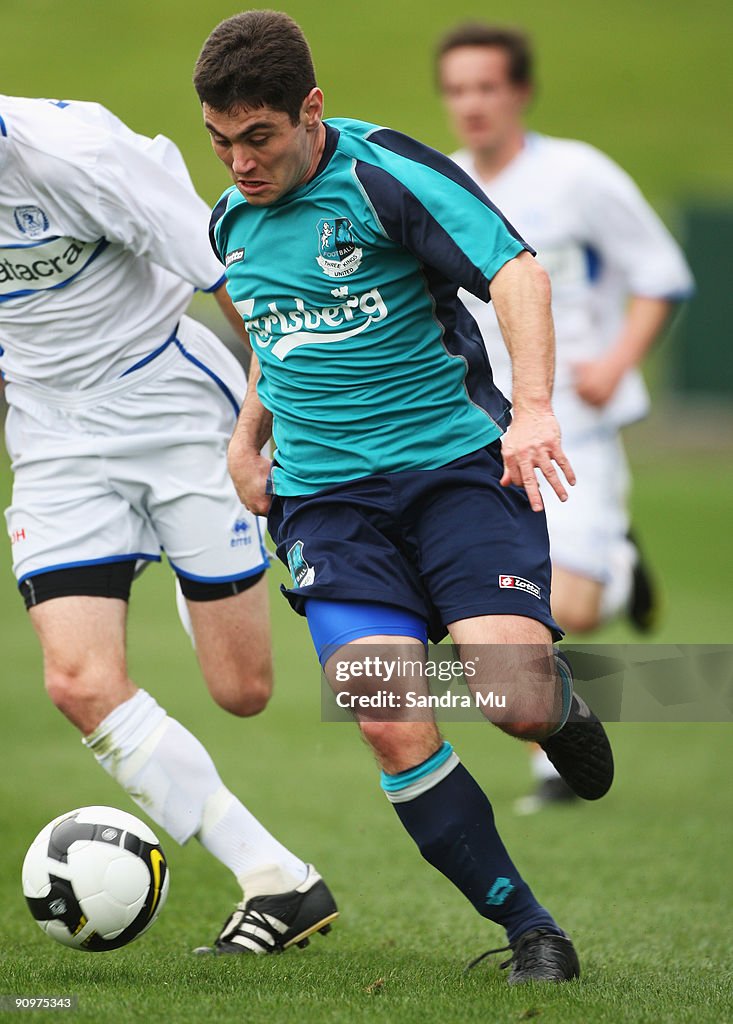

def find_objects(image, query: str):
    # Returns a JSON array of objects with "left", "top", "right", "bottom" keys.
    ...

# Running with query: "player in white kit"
[
  {"left": 0, "top": 95, "right": 337, "bottom": 950},
  {"left": 435, "top": 25, "right": 694, "bottom": 809}
]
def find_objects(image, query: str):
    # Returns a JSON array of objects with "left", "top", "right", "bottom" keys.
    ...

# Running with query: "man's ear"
[{"left": 302, "top": 87, "right": 324, "bottom": 129}]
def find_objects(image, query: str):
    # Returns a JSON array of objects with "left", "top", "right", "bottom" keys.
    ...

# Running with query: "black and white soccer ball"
[{"left": 22, "top": 806, "right": 169, "bottom": 951}]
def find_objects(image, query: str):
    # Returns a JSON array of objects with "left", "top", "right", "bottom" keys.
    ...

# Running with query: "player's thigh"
[
  {"left": 448, "top": 613, "right": 552, "bottom": 646},
  {"left": 448, "top": 614, "right": 558, "bottom": 735},
  {"left": 29, "top": 592, "right": 135, "bottom": 731},
  {"left": 541, "top": 429, "right": 630, "bottom": 582},
  {"left": 185, "top": 574, "right": 273, "bottom": 715}
]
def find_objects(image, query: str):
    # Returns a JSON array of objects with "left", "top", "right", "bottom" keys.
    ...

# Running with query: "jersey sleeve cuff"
[{"left": 201, "top": 273, "right": 227, "bottom": 294}]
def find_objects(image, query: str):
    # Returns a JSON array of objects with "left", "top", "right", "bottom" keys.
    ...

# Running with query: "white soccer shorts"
[
  {"left": 540, "top": 426, "right": 631, "bottom": 584},
  {"left": 4, "top": 316, "right": 268, "bottom": 587}
]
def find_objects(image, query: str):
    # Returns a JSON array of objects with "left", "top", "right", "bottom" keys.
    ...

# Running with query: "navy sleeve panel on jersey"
[
  {"left": 352, "top": 128, "right": 532, "bottom": 299},
  {"left": 367, "top": 127, "right": 530, "bottom": 246},
  {"left": 354, "top": 159, "right": 524, "bottom": 300},
  {"left": 209, "top": 193, "right": 230, "bottom": 263}
]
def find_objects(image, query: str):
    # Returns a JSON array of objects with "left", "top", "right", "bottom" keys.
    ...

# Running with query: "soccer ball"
[{"left": 22, "top": 806, "right": 169, "bottom": 951}]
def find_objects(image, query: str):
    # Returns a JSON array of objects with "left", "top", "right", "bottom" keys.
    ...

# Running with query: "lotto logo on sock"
[
  {"left": 498, "top": 574, "right": 541, "bottom": 600},
  {"left": 485, "top": 876, "right": 516, "bottom": 906}
]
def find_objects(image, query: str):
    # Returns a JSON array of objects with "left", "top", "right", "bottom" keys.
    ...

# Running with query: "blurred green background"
[
  {"left": 1, "top": 4, "right": 732, "bottom": 1021},
  {"left": 4, "top": 0, "right": 732, "bottom": 203}
]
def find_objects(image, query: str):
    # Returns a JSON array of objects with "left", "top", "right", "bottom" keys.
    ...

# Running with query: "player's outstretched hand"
[
  {"left": 227, "top": 443, "right": 272, "bottom": 516},
  {"left": 499, "top": 408, "right": 575, "bottom": 511}
]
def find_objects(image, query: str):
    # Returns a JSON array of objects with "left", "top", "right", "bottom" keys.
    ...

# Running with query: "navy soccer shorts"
[{"left": 268, "top": 442, "right": 561, "bottom": 649}]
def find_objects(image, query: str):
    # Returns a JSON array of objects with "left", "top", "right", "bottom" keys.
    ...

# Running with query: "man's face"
[
  {"left": 203, "top": 90, "right": 323, "bottom": 206},
  {"left": 438, "top": 45, "right": 530, "bottom": 155}
]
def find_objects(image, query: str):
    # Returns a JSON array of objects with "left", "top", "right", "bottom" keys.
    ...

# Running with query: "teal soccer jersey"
[{"left": 210, "top": 118, "right": 531, "bottom": 496}]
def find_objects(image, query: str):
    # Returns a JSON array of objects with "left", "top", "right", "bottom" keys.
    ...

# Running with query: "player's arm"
[
  {"left": 227, "top": 352, "right": 273, "bottom": 515},
  {"left": 89, "top": 132, "right": 228, "bottom": 295},
  {"left": 352, "top": 133, "right": 570, "bottom": 509},
  {"left": 212, "top": 282, "right": 251, "bottom": 348},
  {"left": 572, "top": 145, "right": 694, "bottom": 407},
  {"left": 573, "top": 296, "right": 673, "bottom": 407},
  {"left": 489, "top": 252, "right": 575, "bottom": 511}
]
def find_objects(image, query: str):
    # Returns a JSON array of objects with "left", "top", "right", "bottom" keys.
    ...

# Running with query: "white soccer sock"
[
  {"left": 84, "top": 689, "right": 307, "bottom": 892},
  {"left": 531, "top": 746, "right": 561, "bottom": 782},
  {"left": 174, "top": 578, "right": 196, "bottom": 649},
  {"left": 599, "top": 536, "right": 635, "bottom": 622}
]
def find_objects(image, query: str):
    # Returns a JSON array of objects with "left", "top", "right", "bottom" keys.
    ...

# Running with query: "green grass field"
[
  {"left": 1, "top": 448, "right": 732, "bottom": 1023},
  {"left": 1, "top": 2, "right": 732, "bottom": 1020}
]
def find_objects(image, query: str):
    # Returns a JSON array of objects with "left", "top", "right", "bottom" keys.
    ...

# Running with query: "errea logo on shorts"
[
  {"left": 498, "top": 574, "right": 541, "bottom": 600},
  {"left": 230, "top": 518, "right": 252, "bottom": 548}
]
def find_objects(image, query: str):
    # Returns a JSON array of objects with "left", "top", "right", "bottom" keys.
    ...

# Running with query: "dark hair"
[
  {"left": 194, "top": 10, "right": 317, "bottom": 123},
  {"left": 435, "top": 23, "right": 534, "bottom": 86}
]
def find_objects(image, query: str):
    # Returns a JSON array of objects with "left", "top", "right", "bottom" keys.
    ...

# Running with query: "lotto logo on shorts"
[{"left": 498, "top": 574, "right": 541, "bottom": 600}]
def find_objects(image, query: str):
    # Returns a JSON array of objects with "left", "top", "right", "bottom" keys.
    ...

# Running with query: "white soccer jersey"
[
  {"left": 0, "top": 96, "right": 225, "bottom": 393},
  {"left": 452, "top": 133, "right": 694, "bottom": 431}
]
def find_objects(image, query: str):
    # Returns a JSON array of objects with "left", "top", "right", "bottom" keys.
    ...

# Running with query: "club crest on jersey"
[
  {"left": 14, "top": 205, "right": 50, "bottom": 238},
  {"left": 287, "top": 540, "right": 315, "bottom": 587},
  {"left": 316, "top": 217, "right": 362, "bottom": 278}
]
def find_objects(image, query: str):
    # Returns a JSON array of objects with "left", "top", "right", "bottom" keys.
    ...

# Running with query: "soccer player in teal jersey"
[{"left": 194, "top": 10, "right": 613, "bottom": 982}]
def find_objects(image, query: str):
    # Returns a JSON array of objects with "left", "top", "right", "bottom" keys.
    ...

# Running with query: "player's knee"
[
  {"left": 358, "top": 720, "right": 438, "bottom": 771},
  {"left": 484, "top": 689, "right": 559, "bottom": 740},
  {"left": 501, "top": 718, "right": 556, "bottom": 741},
  {"left": 211, "top": 669, "right": 273, "bottom": 717},
  {"left": 44, "top": 662, "right": 117, "bottom": 729},
  {"left": 358, "top": 720, "right": 403, "bottom": 761}
]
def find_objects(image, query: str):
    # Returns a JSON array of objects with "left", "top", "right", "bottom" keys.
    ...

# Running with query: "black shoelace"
[
  {"left": 464, "top": 929, "right": 553, "bottom": 975},
  {"left": 464, "top": 941, "right": 514, "bottom": 974}
]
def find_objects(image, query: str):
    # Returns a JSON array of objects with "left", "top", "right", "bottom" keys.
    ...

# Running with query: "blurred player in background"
[
  {"left": 436, "top": 24, "right": 694, "bottom": 811},
  {"left": 195, "top": 10, "right": 617, "bottom": 983},
  {"left": 0, "top": 95, "right": 337, "bottom": 952}
]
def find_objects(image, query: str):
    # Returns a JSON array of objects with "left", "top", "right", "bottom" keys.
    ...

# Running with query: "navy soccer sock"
[{"left": 381, "top": 742, "right": 562, "bottom": 944}]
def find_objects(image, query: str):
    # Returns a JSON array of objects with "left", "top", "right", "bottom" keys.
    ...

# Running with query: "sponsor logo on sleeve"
[
  {"left": 498, "top": 574, "right": 541, "bottom": 600},
  {"left": 225, "top": 248, "right": 245, "bottom": 268}
]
